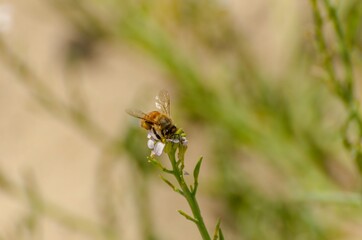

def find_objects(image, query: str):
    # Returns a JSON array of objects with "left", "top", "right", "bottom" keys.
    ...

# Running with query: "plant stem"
[
  {"left": 167, "top": 149, "right": 211, "bottom": 240},
  {"left": 309, "top": 0, "right": 341, "bottom": 98},
  {"left": 322, "top": 0, "right": 353, "bottom": 100},
  {"left": 309, "top": 0, "right": 362, "bottom": 176}
]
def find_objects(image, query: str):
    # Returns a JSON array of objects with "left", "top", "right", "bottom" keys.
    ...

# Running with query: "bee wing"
[
  {"left": 155, "top": 89, "right": 171, "bottom": 116},
  {"left": 126, "top": 109, "right": 148, "bottom": 120}
]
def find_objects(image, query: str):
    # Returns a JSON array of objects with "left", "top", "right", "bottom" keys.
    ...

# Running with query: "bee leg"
[{"left": 152, "top": 128, "right": 162, "bottom": 140}]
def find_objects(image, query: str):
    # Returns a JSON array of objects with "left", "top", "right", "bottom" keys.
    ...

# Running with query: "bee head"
[{"left": 162, "top": 125, "right": 177, "bottom": 138}]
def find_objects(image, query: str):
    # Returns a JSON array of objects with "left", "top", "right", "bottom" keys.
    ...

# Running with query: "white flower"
[
  {"left": 0, "top": 4, "right": 13, "bottom": 33},
  {"left": 147, "top": 138, "right": 155, "bottom": 149},
  {"left": 166, "top": 136, "right": 188, "bottom": 146},
  {"left": 180, "top": 136, "right": 188, "bottom": 146},
  {"left": 147, "top": 131, "right": 165, "bottom": 156},
  {"left": 146, "top": 130, "right": 188, "bottom": 156},
  {"left": 152, "top": 141, "right": 165, "bottom": 156}
]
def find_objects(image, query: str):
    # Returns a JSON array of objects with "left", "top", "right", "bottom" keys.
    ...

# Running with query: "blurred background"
[{"left": 0, "top": 0, "right": 362, "bottom": 239}]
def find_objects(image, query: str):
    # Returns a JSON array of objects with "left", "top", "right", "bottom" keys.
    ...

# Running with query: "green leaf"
[
  {"left": 192, "top": 157, "right": 203, "bottom": 195},
  {"left": 218, "top": 228, "right": 224, "bottom": 240},
  {"left": 160, "top": 176, "right": 184, "bottom": 196},
  {"left": 213, "top": 219, "right": 221, "bottom": 240},
  {"left": 148, "top": 157, "right": 173, "bottom": 174},
  {"left": 193, "top": 157, "right": 203, "bottom": 182},
  {"left": 177, "top": 210, "right": 198, "bottom": 223}
]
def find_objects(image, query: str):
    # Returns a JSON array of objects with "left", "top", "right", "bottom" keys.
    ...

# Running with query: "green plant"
[
  {"left": 125, "top": 89, "right": 223, "bottom": 239},
  {"left": 309, "top": 0, "right": 362, "bottom": 175}
]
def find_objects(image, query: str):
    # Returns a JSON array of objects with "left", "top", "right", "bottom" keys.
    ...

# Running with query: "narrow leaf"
[
  {"left": 177, "top": 210, "right": 198, "bottom": 223},
  {"left": 148, "top": 156, "right": 162, "bottom": 168},
  {"left": 219, "top": 228, "right": 225, "bottom": 240},
  {"left": 192, "top": 157, "right": 203, "bottom": 195},
  {"left": 160, "top": 176, "right": 184, "bottom": 196},
  {"left": 193, "top": 157, "right": 203, "bottom": 181},
  {"left": 213, "top": 219, "right": 221, "bottom": 240},
  {"left": 148, "top": 157, "right": 173, "bottom": 174}
]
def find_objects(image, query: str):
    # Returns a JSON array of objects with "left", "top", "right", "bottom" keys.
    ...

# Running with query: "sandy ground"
[{"left": 0, "top": 0, "right": 306, "bottom": 239}]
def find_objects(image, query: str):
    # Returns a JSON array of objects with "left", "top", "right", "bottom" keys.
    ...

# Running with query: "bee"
[{"left": 126, "top": 90, "right": 178, "bottom": 141}]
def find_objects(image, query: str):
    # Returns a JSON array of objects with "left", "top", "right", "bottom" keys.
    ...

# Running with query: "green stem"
[
  {"left": 309, "top": 0, "right": 362, "bottom": 178},
  {"left": 168, "top": 149, "right": 211, "bottom": 240},
  {"left": 309, "top": 0, "right": 342, "bottom": 98},
  {"left": 322, "top": 0, "right": 354, "bottom": 101}
]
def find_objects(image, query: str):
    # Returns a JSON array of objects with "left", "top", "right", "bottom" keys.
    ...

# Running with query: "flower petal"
[
  {"left": 147, "top": 139, "right": 155, "bottom": 149},
  {"left": 148, "top": 130, "right": 158, "bottom": 140},
  {"left": 167, "top": 138, "right": 179, "bottom": 143},
  {"left": 153, "top": 141, "right": 165, "bottom": 156},
  {"left": 181, "top": 137, "right": 188, "bottom": 146}
]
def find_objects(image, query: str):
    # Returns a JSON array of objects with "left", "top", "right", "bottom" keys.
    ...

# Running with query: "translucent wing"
[
  {"left": 126, "top": 109, "right": 148, "bottom": 120},
  {"left": 155, "top": 89, "right": 171, "bottom": 116}
]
